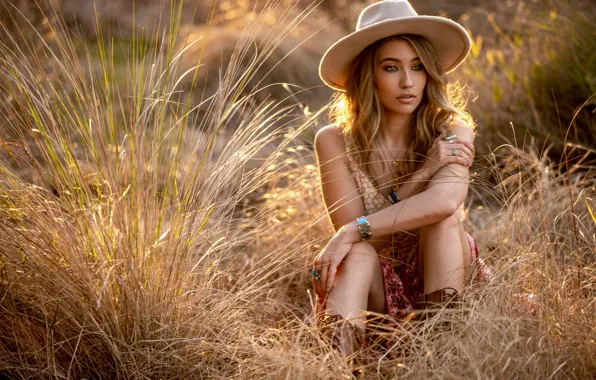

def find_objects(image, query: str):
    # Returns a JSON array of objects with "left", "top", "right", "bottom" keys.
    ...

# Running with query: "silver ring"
[
  {"left": 444, "top": 134, "right": 457, "bottom": 141},
  {"left": 447, "top": 138, "right": 455, "bottom": 144},
  {"left": 451, "top": 149, "right": 456, "bottom": 156}
]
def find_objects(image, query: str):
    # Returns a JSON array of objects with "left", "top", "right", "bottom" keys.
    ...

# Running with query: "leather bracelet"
[{"left": 388, "top": 190, "right": 400, "bottom": 204}]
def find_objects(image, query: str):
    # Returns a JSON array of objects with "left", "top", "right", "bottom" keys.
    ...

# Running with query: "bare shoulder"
[
  {"left": 446, "top": 118, "right": 476, "bottom": 143},
  {"left": 314, "top": 124, "right": 346, "bottom": 159}
]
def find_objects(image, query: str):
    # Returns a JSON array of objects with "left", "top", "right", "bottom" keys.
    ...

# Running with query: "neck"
[{"left": 379, "top": 110, "right": 412, "bottom": 147}]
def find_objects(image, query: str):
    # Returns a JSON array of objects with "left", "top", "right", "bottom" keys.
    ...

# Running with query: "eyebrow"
[{"left": 378, "top": 57, "right": 421, "bottom": 64}]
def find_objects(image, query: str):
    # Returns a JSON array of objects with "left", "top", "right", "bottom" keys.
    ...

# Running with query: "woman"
[{"left": 312, "top": 0, "right": 484, "bottom": 355}]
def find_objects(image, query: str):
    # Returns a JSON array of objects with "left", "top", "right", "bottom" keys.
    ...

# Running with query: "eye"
[
  {"left": 412, "top": 63, "right": 425, "bottom": 71},
  {"left": 384, "top": 65, "right": 398, "bottom": 72}
]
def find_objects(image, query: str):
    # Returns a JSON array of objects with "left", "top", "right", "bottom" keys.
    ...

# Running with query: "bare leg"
[
  {"left": 322, "top": 242, "right": 385, "bottom": 357},
  {"left": 458, "top": 216, "right": 473, "bottom": 270},
  {"left": 419, "top": 213, "right": 467, "bottom": 294},
  {"left": 325, "top": 242, "right": 386, "bottom": 329}
]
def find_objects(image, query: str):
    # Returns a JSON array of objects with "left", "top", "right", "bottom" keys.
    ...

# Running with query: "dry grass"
[{"left": 0, "top": 0, "right": 594, "bottom": 379}]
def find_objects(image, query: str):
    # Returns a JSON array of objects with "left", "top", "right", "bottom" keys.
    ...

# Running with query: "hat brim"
[{"left": 319, "top": 16, "right": 471, "bottom": 91}]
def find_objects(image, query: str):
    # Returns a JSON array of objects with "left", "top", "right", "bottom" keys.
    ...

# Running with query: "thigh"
[
  {"left": 419, "top": 212, "right": 464, "bottom": 247},
  {"left": 367, "top": 259, "right": 386, "bottom": 315},
  {"left": 458, "top": 218, "right": 473, "bottom": 269},
  {"left": 418, "top": 213, "right": 466, "bottom": 291}
]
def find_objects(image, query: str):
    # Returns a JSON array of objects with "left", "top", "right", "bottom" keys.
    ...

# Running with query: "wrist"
[
  {"left": 340, "top": 221, "right": 361, "bottom": 243},
  {"left": 414, "top": 166, "right": 433, "bottom": 182}
]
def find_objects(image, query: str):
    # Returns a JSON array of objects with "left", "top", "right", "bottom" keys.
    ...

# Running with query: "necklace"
[
  {"left": 378, "top": 138, "right": 399, "bottom": 163},
  {"left": 376, "top": 138, "right": 402, "bottom": 191}
]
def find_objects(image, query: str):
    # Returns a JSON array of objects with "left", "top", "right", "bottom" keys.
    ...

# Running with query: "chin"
[{"left": 387, "top": 104, "right": 417, "bottom": 116}]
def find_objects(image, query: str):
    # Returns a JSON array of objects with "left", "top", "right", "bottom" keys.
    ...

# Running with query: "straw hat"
[{"left": 319, "top": 0, "right": 471, "bottom": 91}]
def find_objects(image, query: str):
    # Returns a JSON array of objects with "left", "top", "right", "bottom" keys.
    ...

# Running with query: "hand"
[
  {"left": 419, "top": 133, "right": 475, "bottom": 178},
  {"left": 312, "top": 223, "right": 359, "bottom": 298}
]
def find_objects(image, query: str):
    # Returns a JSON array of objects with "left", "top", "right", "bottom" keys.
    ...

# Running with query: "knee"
[
  {"left": 343, "top": 242, "right": 380, "bottom": 274},
  {"left": 424, "top": 212, "right": 461, "bottom": 231}
]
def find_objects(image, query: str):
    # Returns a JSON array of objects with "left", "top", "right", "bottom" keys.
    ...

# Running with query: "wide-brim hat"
[{"left": 319, "top": 0, "right": 472, "bottom": 91}]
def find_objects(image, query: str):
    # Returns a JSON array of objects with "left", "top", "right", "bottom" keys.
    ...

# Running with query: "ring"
[
  {"left": 447, "top": 138, "right": 454, "bottom": 144},
  {"left": 451, "top": 149, "right": 456, "bottom": 156},
  {"left": 443, "top": 134, "right": 457, "bottom": 141},
  {"left": 312, "top": 270, "right": 321, "bottom": 281},
  {"left": 311, "top": 268, "right": 321, "bottom": 281}
]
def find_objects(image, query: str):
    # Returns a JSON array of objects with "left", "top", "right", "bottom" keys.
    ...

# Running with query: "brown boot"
[
  {"left": 317, "top": 313, "right": 367, "bottom": 355},
  {"left": 415, "top": 287, "right": 460, "bottom": 319},
  {"left": 317, "top": 313, "right": 368, "bottom": 377}
]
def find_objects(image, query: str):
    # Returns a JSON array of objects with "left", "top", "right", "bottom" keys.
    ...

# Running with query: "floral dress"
[{"left": 316, "top": 132, "right": 486, "bottom": 322}]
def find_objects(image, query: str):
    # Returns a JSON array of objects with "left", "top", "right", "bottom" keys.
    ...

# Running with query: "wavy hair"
[{"left": 328, "top": 34, "right": 475, "bottom": 183}]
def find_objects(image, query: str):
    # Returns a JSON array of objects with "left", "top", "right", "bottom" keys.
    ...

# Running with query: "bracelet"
[
  {"left": 356, "top": 216, "right": 372, "bottom": 241},
  {"left": 387, "top": 190, "right": 400, "bottom": 205}
]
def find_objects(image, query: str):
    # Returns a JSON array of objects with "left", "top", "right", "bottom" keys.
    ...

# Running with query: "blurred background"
[{"left": 2, "top": 0, "right": 595, "bottom": 173}]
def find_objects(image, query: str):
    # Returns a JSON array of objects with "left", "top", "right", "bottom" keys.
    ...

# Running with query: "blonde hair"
[{"left": 329, "top": 34, "right": 474, "bottom": 181}]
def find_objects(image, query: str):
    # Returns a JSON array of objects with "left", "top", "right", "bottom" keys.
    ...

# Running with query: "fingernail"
[{"left": 326, "top": 288, "right": 330, "bottom": 293}]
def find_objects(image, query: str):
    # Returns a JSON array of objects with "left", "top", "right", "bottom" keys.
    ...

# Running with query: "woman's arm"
[
  {"left": 315, "top": 125, "right": 364, "bottom": 231},
  {"left": 340, "top": 124, "right": 475, "bottom": 241},
  {"left": 393, "top": 133, "right": 474, "bottom": 202},
  {"left": 314, "top": 125, "right": 389, "bottom": 251}
]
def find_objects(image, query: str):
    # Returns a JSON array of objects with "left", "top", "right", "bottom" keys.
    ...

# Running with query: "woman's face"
[{"left": 375, "top": 38, "right": 428, "bottom": 117}]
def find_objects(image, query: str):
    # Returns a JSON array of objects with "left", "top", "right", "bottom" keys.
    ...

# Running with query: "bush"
[{"left": 455, "top": 0, "right": 596, "bottom": 163}]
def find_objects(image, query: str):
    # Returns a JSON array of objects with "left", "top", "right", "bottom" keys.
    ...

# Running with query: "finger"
[
  {"left": 313, "top": 261, "right": 323, "bottom": 296},
  {"left": 461, "top": 139, "right": 475, "bottom": 153},
  {"left": 452, "top": 150, "right": 472, "bottom": 164},
  {"left": 458, "top": 152, "right": 473, "bottom": 166},
  {"left": 444, "top": 143, "right": 473, "bottom": 158},
  {"left": 448, "top": 139, "right": 475, "bottom": 157},
  {"left": 457, "top": 141, "right": 474, "bottom": 157},
  {"left": 450, "top": 155, "right": 470, "bottom": 166},
  {"left": 319, "top": 263, "right": 329, "bottom": 293},
  {"left": 311, "top": 262, "right": 321, "bottom": 296},
  {"left": 312, "top": 276, "right": 320, "bottom": 297},
  {"left": 326, "top": 262, "right": 338, "bottom": 293},
  {"left": 442, "top": 149, "right": 470, "bottom": 165}
]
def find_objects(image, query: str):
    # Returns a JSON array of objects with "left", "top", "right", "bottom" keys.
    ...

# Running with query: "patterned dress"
[{"left": 316, "top": 132, "right": 484, "bottom": 321}]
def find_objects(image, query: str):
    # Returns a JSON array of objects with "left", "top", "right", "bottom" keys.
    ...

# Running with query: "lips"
[{"left": 396, "top": 94, "right": 416, "bottom": 104}]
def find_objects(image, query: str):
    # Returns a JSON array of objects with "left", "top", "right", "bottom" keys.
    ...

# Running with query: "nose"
[{"left": 400, "top": 71, "right": 413, "bottom": 89}]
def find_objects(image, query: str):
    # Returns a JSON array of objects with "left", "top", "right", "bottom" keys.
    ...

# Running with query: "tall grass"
[
  {"left": 0, "top": 0, "right": 594, "bottom": 379},
  {"left": 457, "top": 0, "right": 596, "bottom": 162}
]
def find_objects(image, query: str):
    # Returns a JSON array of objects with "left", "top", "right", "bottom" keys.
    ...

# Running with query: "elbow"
[
  {"left": 433, "top": 202, "right": 457, "bottom": 220},
  {"left": 442, "top": 200, "right": 462, "bottom": 216},
  {"left": 429, "top": 190, "right": 465, "bottom": 217}
]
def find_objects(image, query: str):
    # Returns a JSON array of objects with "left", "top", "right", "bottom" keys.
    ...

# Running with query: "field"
[{"left": 0, "top": 0, "right": 594, "bottom": 378}]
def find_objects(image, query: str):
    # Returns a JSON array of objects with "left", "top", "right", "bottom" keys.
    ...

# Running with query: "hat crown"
[{"left": 356, "top": 0, "right": 418, "bottom": 31}]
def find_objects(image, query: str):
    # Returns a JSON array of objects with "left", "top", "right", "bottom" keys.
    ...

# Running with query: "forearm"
[
  {"left": 338, "top": 161, "right": 471, "bottom": 244},
  {"left": 394, "top": 169, "right": 433, "bottom": 201},
  {"left": 371, "top": 187, "right": 454, "bottom": 234},
  {"left": 341, "top": 186, "right": 457, "bottom": 242}
]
